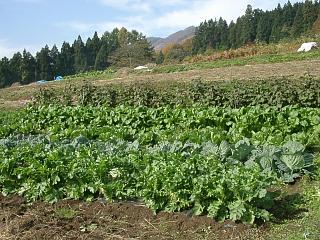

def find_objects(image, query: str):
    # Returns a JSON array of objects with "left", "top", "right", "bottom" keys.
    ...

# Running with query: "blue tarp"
[
  {"left": 37, "top": 80, "right": 48, "bottom": 84},
  {"left": 55, "top": 76, "right": 63, "bottom": 81}
]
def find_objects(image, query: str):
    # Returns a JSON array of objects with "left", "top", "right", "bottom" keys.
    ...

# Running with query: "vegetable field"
[{"left": 1, "top": 76, "right": 320, "bottom": 239}]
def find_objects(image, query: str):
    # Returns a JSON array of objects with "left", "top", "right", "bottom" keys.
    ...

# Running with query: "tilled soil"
[{"left": 0, "top": 194, "right": 265, "bottom": 240}]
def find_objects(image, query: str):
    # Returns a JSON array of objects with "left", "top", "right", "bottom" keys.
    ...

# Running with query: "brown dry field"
[{"left": 0, "top": 59, "right": 320, "bottom": 109}]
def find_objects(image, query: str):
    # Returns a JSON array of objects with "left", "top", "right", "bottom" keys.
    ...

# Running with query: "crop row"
[
  {"left": 34, "top": 76, "right": 320, "bottom": 108},
  {"left": 0, "top": 136, "right": 315, "bottom": 223},
  {"left": 1, "top": 105, "right": 320, "bottom": 148}
]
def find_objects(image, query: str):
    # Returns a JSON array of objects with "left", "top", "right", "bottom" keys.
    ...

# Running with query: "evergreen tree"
[
  {"left": 156, "top": 50, "right": 164, "bottom": 64},
  {"left": 270, "top": 4, "right": 284, "bottom": 42},
  {"left": 240, "top": 5, "right": 256, "bottom": 44},
  {"left": 60, "top": 42, "right": 75, "bottom": 76},
  {"left": 50, "top": 45, "right": 61, "bottom": 78},
  {"left": 283, "top": 1, "right": 295, "bottom": 28},
  {"left": 94, "top": 41, "right": 109, "bottom": 70},
  {"left": 86, "top": 32, "right": 101, "bottom": 70},
  {"left": 292, "top": 3, "right": 305, "bottom": 36},
  {"left": 36, "top": 45, "right": 53, "bottom": 80},
  {"left": 73, "top": 36, "right": 87, "bottom": 72},
  {"left": 0, "top": 57, "right": 14, "bottom": 88},
  {"left": 256, "top": 11, "right": 272, "bottom": 43},
  {"left": 303, "top": 0, "right": 319, "bottom": 31},
  {"left": 192, "top": 22, "right": 209, "bottom": 53},
  {"left": 228, "top": 21, "right": 238, "bottom": 48},
  {"left": 217, "top": 18, "right": 229, "bottom": 49},
  {"left": 21, "top": 50, "right": 36, "bottom": 84},
  {"left": 94, "top": 30, "right": 119, "bottom": 70},
  {"left": 9, "top": 52, "right": 22, "bottom": 83}
]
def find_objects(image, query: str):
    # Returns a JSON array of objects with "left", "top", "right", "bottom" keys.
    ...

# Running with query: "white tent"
[
  {"left": 297, "top": 42, "right": 318, "bottom": 52},
  {"left": 134, "top": 66, "right": 148, "bottom": 70}
]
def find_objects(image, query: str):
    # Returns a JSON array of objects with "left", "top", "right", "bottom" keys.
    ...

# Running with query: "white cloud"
[
  {"left": 0, "top": 39, "right": 39, "bottom": 58},
  {"left": 98, "top": 0, "right": 151, "bottom": 12},
  {"left": 54, "top": 20, "right": 135, "bottom": 35},
  {"left": 56, "top": 0, "right": 304, "bottom": 38},
  {"left": 152, "top": 0, "right": 250, "bottom": 29}
]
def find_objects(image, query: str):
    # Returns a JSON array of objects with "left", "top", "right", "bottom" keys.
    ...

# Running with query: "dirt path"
[
  {"left": 0, "top": 59, "right": 319, "bottom": 109},
  {"left": 0, "top": 194, "right": 264, "bottom": 240}
]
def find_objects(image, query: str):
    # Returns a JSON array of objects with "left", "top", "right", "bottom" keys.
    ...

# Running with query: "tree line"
[
  {"left": 0, "top": 28, "right": 153, "bottom": 88},
  {"left": 192, "top": 0, "right": 320, "bottom": 54},
  {"left": 1, "top": 1, "right": 319, "bottom": 88}
]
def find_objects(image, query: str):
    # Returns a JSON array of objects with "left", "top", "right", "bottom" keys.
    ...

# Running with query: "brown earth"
[
  {"left": 0, "top": 194, "right": 266, "bottom": 240},
  {"left": 0, "top": 59, "right": 320, "bottom": 110}
]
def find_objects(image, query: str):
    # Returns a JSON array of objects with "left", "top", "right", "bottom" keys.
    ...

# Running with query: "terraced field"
[{"left": 0, "top": 54, "right": 320, "bottom": 240}]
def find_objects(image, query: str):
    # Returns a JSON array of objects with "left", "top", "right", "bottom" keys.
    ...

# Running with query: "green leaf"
[
  {"left": 281, "top": 154, "right": 305, "bottom": 171},
  {"left": 228, "top": 201, "right": 246, "bottom": 221}
]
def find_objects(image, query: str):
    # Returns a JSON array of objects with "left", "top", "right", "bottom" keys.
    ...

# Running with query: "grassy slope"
[{"left": 152, "top": 50, "right": 320, "bottom": 74}]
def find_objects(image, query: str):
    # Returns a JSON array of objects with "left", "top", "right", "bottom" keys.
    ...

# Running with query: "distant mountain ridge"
[{"left": 148, "top": 26, "right": 196, "bottom": 51}]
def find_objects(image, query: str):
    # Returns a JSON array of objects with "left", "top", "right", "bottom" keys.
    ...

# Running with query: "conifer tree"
[
  {"left": 36, "top": 45, "right": 53, "bottom": 80},
  {"left": 0, "top": 57, "right": 14, "bottom": 87},
  {"left": 292, "top": 4, "right": 305, "bottom": 36},
  {"left": 60, "top": 42, "right": 75, "bottom": 76},
  {"left": 156, "top": 50, "right": 164, "bottom": 64},
  {"left": 21, "top": 50, "right": 36, "bottom": 84},
  {"left": 73, "top": 36, "right": 87, "bottom": 72},
  {"left": 9, "top": 52, "right": 22, "bottom": 83}
]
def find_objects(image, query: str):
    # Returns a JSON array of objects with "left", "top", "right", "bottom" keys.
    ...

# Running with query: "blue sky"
[{"left": 0, "top": 0, "right": 302, "bottom": 58}]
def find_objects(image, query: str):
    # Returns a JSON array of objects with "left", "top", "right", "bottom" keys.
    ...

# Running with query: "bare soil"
[{"left": 0, "top": 194, "right": 266, "bottom": 240}]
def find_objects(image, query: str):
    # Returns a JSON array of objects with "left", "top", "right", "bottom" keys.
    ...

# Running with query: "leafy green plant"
[{"left": 32, "top": 76, "right": 320, "bottom": 108}]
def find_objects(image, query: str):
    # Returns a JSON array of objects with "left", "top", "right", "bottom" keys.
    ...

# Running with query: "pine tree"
[
  {"left": 94, "top": 41, "right": 109, "bottom": 70},
  {"left": 21, "top": 50, "right": 36, "bottom": 84},
  {"left": 86, "top": 32, "right": 101, "bottom": 70},
  {"left": 60, "top": 42, "right": 75, "bottom": 76},
  {"left": 9, "top": 52, "right": 22, "bottom": 83},
  {"left": 50, "top": 45, "right": 61, "bottom": 78},
  {"left": 283, "top": 1, "right": 295, "bottom": 28},
  {"left": 156, "top": 50, "right": 164, "bottom": 64},
  {"left": 240, "top": 5, "right": 256, "bottom": 44},
  {"left": 217, "top": 18, "right": 229, "bottom": 49},
  {"left": 94, "top": 30, "right": 119, "bottom": 70},
  {"left": 228, "top": 21, "right": 237, "bottom": 48},
  {"left": 269, "top": 4, "right": 283, "bottom": 42},
  {"left": 73, "top": 36, "right": 87, "bottom": 72},
  {"left": 256, "top": 12, "right": 272, "bottom": 43},
  {"left": 303, "top": 0, "right": 319, "bottom": 31},
  {"left": 0, "top": 57, "right": 14, "bottom": 87},
  {"left": 292, "top": 4, "right": 305, "bottom": 37},
  {"left": 36, "top": 45, "right": 53, "bottom": 80}
]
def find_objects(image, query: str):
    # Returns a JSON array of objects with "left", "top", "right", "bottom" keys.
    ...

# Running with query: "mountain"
[{"left": 148, "top": 26, "right": 196, "bottom": 51}]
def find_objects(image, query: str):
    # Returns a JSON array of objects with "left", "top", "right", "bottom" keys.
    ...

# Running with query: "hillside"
[{"left": 147, "top": 26, "right": 196, "bottom": 50}]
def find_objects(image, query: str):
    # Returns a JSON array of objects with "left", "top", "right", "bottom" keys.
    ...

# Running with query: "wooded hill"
[{"left": 192, "top": 0, "right": 320, "bottom": 53}]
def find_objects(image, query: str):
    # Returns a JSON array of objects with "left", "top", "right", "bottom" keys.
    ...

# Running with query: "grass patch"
[
  {"left": 267, "top": 155, "right": 320, "bottom": 240},
  {"left": 54, "top": 207, "right": 78, "bottom": 220},
  {"left": 153, "top": 50, "right": 320, "bottom": 74}
]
